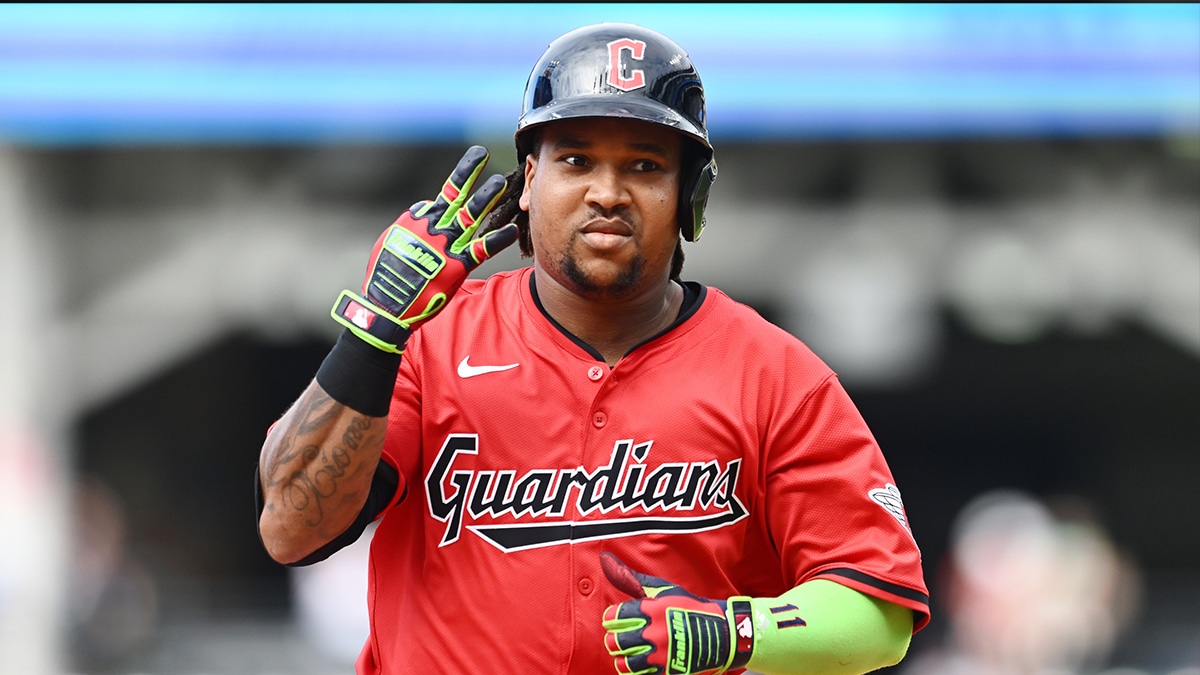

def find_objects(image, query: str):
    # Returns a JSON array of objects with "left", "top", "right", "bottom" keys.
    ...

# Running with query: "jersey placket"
[{"left": 568, "top": 358, "right": 622, "bottom": 671}]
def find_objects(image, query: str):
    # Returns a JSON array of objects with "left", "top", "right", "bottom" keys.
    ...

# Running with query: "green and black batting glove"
[
  {"left": 331, "top": 146, "right": 519, "bottom": 353},
  {"left": 601, "top": 552, "right": 755, "bottom": 675}
]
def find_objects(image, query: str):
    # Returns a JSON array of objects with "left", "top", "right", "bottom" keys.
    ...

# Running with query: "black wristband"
[{"left": 315, "top": 328, "right": 403, "bottom": 417}]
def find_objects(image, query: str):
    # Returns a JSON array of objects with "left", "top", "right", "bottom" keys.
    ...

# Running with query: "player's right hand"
[{"left": 331, "top": 146, "right": 519, "bottom": 353}]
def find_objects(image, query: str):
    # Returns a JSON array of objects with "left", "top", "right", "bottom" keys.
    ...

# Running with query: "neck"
[{"left": 533, "top": 267, "right": 682, "bottom": 366}]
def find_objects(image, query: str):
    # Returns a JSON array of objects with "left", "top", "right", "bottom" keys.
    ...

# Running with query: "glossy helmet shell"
[{"left": 515, "top": 23, "right": 717, "bottom": 241}]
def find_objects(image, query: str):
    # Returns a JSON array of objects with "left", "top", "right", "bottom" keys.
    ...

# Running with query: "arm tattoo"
[{"left": 262, "top": 387, "right": 382, "bottom": 529}]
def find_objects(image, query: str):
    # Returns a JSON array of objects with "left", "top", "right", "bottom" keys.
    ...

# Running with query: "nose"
[{"left": 584, "top": 165, "right": 632, "bottom": 212}]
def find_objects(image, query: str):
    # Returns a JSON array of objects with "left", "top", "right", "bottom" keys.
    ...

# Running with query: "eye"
[
  {"left": 632, "top": 159, "right": 662, "bottom": 172},
  {"left": 562, "top": 154, "right": 588, "bottom": 167}
]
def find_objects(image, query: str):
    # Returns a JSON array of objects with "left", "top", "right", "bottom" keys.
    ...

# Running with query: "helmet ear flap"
[{"left": 680, "top": 153, "right": 717, "bottom": 242}]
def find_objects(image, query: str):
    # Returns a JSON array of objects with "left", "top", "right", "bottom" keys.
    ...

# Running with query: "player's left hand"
[{"left": 600, "top": 552, "right": 755, "bottom": 675}]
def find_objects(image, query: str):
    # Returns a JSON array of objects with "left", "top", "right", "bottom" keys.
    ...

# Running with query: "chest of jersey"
[
  {"left": 363, "top": 271, "right": 926, "bottom": 673},
  {"left": 369, "top": 274, "right": 788, "bottom": 673},
  {"left": 387, "top": 273, "right": 776, "bottom": 558},
  {"left": 423, "top": 332, "right": 760, "bottom": 553}
]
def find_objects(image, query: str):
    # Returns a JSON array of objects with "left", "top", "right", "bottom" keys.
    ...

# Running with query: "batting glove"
[
  {"left": 331, "top": 146, "right": 519, "bottom": 353},
  {"left": 601, "top": 552, "right": 755, "bottom": 675}
]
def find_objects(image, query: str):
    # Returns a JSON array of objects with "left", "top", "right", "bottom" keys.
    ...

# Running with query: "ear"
[{"left": 518, "top": 153, "right": 538, "bottom": 211}]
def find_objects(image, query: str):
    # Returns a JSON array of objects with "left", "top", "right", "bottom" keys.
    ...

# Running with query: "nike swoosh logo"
[{"left": 457, "top": 356, "right": 520, "bottom": 378}]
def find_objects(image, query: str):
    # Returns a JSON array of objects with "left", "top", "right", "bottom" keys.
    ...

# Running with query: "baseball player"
[{"left": 256, "top": 22, "right": 928, "bottom": 675}]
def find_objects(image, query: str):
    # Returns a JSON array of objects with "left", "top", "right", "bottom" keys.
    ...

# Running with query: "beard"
[{"left": 556, "top": 229, "right": 645, "bottom": 300}]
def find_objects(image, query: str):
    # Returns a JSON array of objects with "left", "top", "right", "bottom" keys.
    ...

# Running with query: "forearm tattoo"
[{"left": 262, "top": 387, "right": 381, "bottom": 529}]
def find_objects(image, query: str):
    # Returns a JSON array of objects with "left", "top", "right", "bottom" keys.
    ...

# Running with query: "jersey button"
[
  {"left": 592, "top": 411, "right": 607, "bottom": 428},
  {"left": 588, "top": 365, "right": 604, "bottom": 381},
  {"left": 578, "top": 577, "right": 594, "bottom": 595}
]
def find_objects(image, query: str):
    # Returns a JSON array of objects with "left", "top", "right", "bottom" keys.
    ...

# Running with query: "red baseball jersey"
[{"left": 354, "top": 266, "right": 928, "bottom": 674}]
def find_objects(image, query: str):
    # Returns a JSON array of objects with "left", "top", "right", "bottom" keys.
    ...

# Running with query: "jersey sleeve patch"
[{"left": 868, "top": 483, "right": 911, "bottom": 535}]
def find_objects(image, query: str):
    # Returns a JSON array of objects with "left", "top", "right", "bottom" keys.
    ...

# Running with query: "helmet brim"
[{"left": 516, "top": 95, "right": 710, "bottom": 152}]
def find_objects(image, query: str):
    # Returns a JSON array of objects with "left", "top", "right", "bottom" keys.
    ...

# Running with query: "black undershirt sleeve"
[{"left": 254, "top": 456, "right": 404, "bottom": 567}]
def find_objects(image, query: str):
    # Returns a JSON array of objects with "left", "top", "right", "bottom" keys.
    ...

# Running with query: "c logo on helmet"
[{"left": 606, "top": 38, "right": 646, "bottom": 91}]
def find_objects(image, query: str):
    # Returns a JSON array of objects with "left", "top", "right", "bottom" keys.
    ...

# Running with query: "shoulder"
[
  {"left": 685, "top": 283, "right": 838, "bottom": 391},
  {"left": 458, "top": 266, "right": 530, "bottom": 299},
  {"left": 404, "top": 267, "right": 532, "bottom": 354},
  {"left": 444, "top": 267, "right": 531, "bottom": 316},
  {"left": 700, "top": 285, "right": 824, "bottom": 356}
]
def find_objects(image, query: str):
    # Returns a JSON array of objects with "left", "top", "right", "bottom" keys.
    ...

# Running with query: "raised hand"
[{"left": 331, "top": 145, "right": 519, "bottom": 353}]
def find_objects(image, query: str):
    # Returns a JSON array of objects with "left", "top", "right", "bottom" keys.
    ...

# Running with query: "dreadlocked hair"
[{"left": 480, "top": 164, "right": 532, "bottom": 258}]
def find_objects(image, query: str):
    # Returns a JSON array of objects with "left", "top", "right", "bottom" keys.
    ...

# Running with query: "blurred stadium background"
[{"left": 0, "top": 4, "right": 1197, "bottom": 674}]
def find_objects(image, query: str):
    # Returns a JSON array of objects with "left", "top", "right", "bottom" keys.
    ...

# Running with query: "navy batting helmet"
[{"left": 516, "top": 23, "right": 717, "bottom": 242}]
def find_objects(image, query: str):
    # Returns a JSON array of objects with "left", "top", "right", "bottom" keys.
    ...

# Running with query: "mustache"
[{"left": 584, "top": 206, "right": 634, "bottom": 225}]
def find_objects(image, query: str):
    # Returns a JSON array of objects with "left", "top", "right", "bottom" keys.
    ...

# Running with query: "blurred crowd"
[{"left": 899, "top": 489, "right": 1154, "bottom": 675}]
